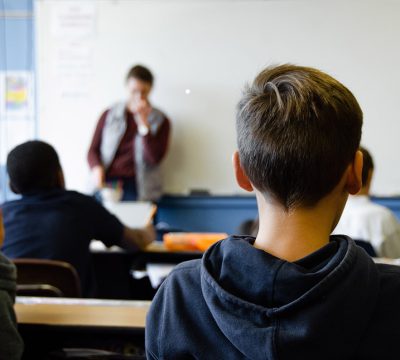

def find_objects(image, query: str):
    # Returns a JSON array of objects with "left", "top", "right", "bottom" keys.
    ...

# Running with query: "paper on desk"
[
  {"left": 102, "top": 201, "right": 155, "bottom": 228},
  {"left": 146, "top": 263, "right": 176, "bottom": 289},
  {"left": 374, "top": 258, "right": 400, "bottom": 266},
  {"left": 89, "top": 240, "right": 122, "bottom": 252}
]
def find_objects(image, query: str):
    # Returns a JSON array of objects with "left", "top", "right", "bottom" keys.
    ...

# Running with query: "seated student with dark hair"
[
  {"left": 146, "top": 65, "right": 400, "bottom": 359},
  {"left": 0, "top": 221, "right": 23, "bottom": 359},
  {"left": 2, "top": 141, "right": 154, "bottom": 297},
  {"left": 334, "top": 146, "right": 400, "bottom": 258}
]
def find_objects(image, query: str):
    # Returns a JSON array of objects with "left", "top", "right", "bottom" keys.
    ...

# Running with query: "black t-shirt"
[{"left": 1, "top": 189, "right": 124, "bottom": 297}]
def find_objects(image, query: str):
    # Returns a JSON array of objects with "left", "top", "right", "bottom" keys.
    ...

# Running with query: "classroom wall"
[{"left": 36, "top": 0, "right": 400, "bottom": 196}]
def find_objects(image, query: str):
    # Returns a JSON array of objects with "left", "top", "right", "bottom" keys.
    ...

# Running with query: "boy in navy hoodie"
[{"left": 146, "top": 65, "right": 400, "bottom": 359}]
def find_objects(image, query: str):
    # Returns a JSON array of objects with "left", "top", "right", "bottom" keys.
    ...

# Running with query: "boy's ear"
[
  {"left": 8, "top": 182, "right": 20, "bottom": 195},
  {"left": 232, "top": 151, "right": 253, "bottom": 192},
  {"left": 346, "top": 150, "right": 363, "bottom": 195}
]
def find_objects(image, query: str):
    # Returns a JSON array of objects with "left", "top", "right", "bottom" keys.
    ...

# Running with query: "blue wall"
[
  {"left": 156, "top": 195, "right": 258, "bottom": 235},
  {"left": 0, "top": 0, "right": 35, "bottom": 203}
]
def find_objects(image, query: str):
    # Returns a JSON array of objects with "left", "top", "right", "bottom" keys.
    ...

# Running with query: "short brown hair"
[
  {"left": 126, "top": 65, "right": 153, "bottom": 85},
  {"left": 360, "top": 147, "right": 374, "bottom": 186},
  {"left": 236, "top": 64, "right": 363, "bottom": 209}
]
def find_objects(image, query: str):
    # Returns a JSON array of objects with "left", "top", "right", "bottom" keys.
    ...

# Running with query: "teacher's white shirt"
[{"left": 334, "top": 195, "right": 400, "bottom": 258}]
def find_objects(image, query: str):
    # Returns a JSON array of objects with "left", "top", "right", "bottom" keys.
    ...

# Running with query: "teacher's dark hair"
[
  {"left": 7, "top": 141, "right": 62, "bottom": 195},
  {"left": 126, "top": 65, "right": 154, "bottom": 86},
  {"left": 236, "top": 64, "right": 363, "bottom": 209}
]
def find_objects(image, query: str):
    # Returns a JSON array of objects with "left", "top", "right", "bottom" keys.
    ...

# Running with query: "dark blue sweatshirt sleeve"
[
  {"left": 0, "top": 290, "right": 23, "bottom": 360},
  {"left": 145, "top": 277, "right": 168, "bottom": 359},
  {"left": 85, "top": 197, "right": 124, "bottom": 247}
]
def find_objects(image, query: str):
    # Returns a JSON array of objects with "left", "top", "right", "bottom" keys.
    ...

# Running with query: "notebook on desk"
[{"left": 103, "top": 201, "right": 156, "bottom": 228}]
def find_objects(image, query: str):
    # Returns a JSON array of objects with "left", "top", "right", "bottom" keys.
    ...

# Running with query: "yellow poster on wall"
[
  {"left": 5, "top": 75, "right": 29, "bottom": 111},
  {"left": 1, "top": 72, "right": 34, "bottom": 118}
]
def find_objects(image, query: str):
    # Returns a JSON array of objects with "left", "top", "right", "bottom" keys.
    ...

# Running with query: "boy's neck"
[{"left": 254, "top": 193, "right": 343, "bottom": 262}]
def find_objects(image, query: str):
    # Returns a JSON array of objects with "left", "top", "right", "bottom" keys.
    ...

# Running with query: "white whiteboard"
[{"left": 36, "top": 0, "right": 400, "bottom": 196}]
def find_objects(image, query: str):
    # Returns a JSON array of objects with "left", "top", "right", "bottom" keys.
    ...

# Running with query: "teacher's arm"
[
  {"left": 88, "top": 111, "right": 108, "bottom": 188},
  {"left": 142, "top": 117, "right": 171, "bottom": 165}
]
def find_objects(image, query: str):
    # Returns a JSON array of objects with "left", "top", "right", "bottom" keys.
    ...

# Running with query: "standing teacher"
[{"left": 88, "top": 65, "right": 171, "bottom": 201}]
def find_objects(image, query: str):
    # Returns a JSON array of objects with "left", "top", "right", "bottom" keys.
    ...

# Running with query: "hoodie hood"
[
  {"left": 200, "top": 235, "right": 380, "bottom": 360},
  {"left": 0, "top": 252, "right": 17, "bottom": 297}
]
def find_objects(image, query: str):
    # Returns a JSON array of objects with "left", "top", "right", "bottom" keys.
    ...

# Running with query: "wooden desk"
[
  {"left": 145, "top": 241, "right": 176, "bottom": 253},
  {"left": 16, "top": 297, "right": 150, "bottom": 328},
  {"left": 16, "top": 297, "right": 150, "bottom": 358},
  {"left": 90, "top": 239, "right": 203, "bottom": 254},
  {"left": 139, "top": 241, "right": 203, "bottom": 260}
]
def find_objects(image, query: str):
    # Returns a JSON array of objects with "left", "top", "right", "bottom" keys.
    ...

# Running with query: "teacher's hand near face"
[{"left": 130, "top": 99, "right": 152, "bottom": 129}]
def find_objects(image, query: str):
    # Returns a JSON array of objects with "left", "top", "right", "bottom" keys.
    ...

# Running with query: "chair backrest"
[
  {"left": 13, "top": 258, "right": 82, "bottom": 298},
  {"left": 16, "top": 284, "right": 64, "bottom": 297},
  {"left": 354, "top": 240, "right": 377, "bottom": 257}
]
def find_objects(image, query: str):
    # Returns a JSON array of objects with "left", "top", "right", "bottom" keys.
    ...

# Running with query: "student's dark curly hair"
[{"left": 7, "top": 141, "right": 62, "bottom": 194}]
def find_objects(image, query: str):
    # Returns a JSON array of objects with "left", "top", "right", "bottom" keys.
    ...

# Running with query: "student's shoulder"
[
  {"left": 375, "top": 263, "right": 400, "bottom": 296},
  {"left": 147, "top": 259, "right": 205, "bottom": 358},
  {"left": 366, "top": 202, "right": 396, "bottom": 219},
  {"left": 149, "top": 259, "right": 205, "bottom": 333},
  {"left": 173, "top": 258, "right": 202, "bottom": 272},
  {"left": 170, "top": 259, "right": 202, "bottom": 278},
  {"left": 2, "top": 196, "right": 40, "bottom": 214},
  {"left": 149, "top": 259, "right": 203, "bottom": 319},
  {"left": 376, "top": 262, "right": 400, "bottom": 275},
  {"left": 162, "top": 259, "right": 202, "bottom": 290},
  {"left": 64, "top": 190, "right": 98, "bottom": 204},
  {"left": 60, "top": 191, "right": 106, "bottom": 213},
  {"left": 1, "top": 198, "right": 22, "bottom": 210},
  {"left": 371, "top": 205, "right": 400, "bottom": 235},
  {"left": 0, "top": 252, "right": 17, "bottom": 289},
  {"left": 357, "top": 263, "right": 400, "bottom": 356}
]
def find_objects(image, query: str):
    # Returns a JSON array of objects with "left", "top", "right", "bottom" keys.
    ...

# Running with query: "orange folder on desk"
[{"left": 163, "top": 232, "right": 228, "bottom": 252}]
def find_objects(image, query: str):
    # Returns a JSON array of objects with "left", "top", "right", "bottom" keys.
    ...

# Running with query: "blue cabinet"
[{"left": 155, "top": 195, "right": 400, "bottom": 235}]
